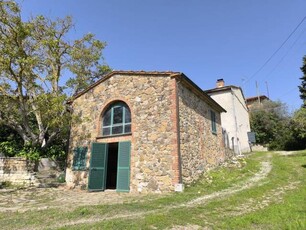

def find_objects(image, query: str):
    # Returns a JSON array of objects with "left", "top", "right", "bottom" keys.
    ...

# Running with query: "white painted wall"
[{"left": 208, "top": 87, "right": 251, "bottom": 154}]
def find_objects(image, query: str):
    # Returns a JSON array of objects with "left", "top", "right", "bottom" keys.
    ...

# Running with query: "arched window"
[{"left": 102, "top": 102, "right": 131, "bottom": 136}]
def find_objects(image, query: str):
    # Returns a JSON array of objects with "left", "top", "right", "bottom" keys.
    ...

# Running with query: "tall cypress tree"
[{"left": 299, "top": 56, "right": 306, "bottom": 108}]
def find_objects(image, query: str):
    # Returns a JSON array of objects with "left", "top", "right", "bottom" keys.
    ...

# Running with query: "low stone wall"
[
  {"left": 0, "top": 157, "right": 37, "bottom": 186},
  {"left": 251, "top": 145, "right": 268, "bottom": 152}
]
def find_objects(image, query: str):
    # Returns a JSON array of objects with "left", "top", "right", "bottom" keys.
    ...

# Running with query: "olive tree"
[{"left": 0, "top": 1, "right": 110, "bottom": 152}]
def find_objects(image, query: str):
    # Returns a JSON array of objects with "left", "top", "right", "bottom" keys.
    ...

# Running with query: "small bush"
[
  {"left": 0, "top": 181, "right": 12, "bottom": 189},
  {"left": 57, "top": 173, "right": 66, "bottom": 183},
  {"left": 0, "top": 141, "right": 19, "bottom": 157}
]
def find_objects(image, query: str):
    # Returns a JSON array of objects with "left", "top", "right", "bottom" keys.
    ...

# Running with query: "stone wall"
[
  {"left": 66, "top": 74, "right": 178, "bottom": 192},
  {"left": 0, "top": 158, "right": 36, "bottom": 186},
  {"left": 178, "top": 82, "right": 227, "bottom": 184}
]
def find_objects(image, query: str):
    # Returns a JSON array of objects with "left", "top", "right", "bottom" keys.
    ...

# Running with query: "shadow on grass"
[{"left": 302, "top": 164, "right": 306, "bottom": 168}]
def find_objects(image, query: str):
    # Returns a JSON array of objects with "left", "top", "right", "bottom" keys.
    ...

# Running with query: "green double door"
[{"left": 88, "top": 141, "right": 131, "bottom": 192}]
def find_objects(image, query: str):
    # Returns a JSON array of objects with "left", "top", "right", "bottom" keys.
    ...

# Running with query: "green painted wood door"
[
  {"left": 116, "top": 141, "right": 131, "bottom": 192},
  {"left": 88, "top": 142, "right": 108, "bottom": 191}
]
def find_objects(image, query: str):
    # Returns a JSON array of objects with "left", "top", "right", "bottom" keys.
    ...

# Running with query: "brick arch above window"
[{"left": 101, "top": 101, "right": 131, "bottom": 137}]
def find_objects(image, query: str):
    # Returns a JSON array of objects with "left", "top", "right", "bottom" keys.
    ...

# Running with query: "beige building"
[
  {"left": 65, "top": 71, "right": 232, "bottom": 193},
  {"left": 205, "top": 79, "right": 251, "bottom": 154}
]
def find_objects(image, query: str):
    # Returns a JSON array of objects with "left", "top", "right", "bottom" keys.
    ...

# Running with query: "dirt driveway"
[
  {"left": 1, "top": 154, "right": 272, "bottom": 215},
  {"left": 0, "top": 186, "right": 155, "bottom": 213}
]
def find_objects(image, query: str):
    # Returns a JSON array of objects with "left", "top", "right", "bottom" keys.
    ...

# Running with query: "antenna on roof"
[
  {"left": 256, "top": 81, "right": 261, "bottom": 104},
  {"left": 265, "top": 81, "right": 270, "bottom": 98}
]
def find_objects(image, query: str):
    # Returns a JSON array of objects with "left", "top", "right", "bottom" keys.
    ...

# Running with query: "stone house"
[
  {"left": 205, "top": 79, "right": 251, "bottom": 154},
  {"left": 65, "top": 71, "right": 230, "bottom": 193}
]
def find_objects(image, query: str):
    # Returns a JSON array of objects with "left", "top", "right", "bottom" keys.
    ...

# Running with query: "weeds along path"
[
  {"left": 49, "top": 156, "right": 273, "bottom": 229},
  {"left": 224, "top": 181, "right": 301, "bottom": 217},
  {"left": 183, "top": 160, "right": 272, "bottom": 207}
]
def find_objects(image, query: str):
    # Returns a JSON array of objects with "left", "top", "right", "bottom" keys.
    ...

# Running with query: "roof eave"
[{"left": 172, "top": 74, "right": 226, "bottom": 113}]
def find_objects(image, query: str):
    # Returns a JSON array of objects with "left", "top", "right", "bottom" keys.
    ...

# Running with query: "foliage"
[
  {"left": 0, "top": 141, "right": 19, "bottom": 157},
  {"left": 0, "top": 124, "right": 23, "bottom": 143},
  {"left": 0, "top": 124, "right": 23, "bottom": 156},
  {"left": 250, "top": 100, "right": 306, "bottom": 150},
  {"left": 17, "top": 145, "right": 40, "bottom": 161},
  {"left": 0, "top": 181, "right": 12, "bottom": 189},
  {"left": 286, "top": 107, "right": 306, "bottom": 150},
  {"left": 0, "top": 1, "right": 110, "bottom": 158},
  {"left": 0, "top": 127, "right": 67, "bottom": 170},
  {"left": 57, "top": 173, "right": 66, "bottom": 183},
  {"left": 292, "top": 107, "right": 306, "bottom": 139},
  {"left": 250, "top": 100, "right": 290, "bottom": 149},
  {"left": 299, "top": 55, "right": 306, "bottom": 107}
]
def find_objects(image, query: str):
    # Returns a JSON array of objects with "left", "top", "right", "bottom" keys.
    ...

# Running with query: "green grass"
[{"left": 0, "top": 151, "right": 305, "bottom": 229}]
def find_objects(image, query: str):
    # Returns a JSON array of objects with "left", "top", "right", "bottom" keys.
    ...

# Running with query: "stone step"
[
  {"left": 37, "top": 182, "right": 62, "bottom": 188},
  {"left": 34, "top": 170, "right": 65, "bottom": 188}
]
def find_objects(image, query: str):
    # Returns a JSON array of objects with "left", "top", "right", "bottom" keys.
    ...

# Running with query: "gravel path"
[
  {"left": 49, "top": 159, "right": 273, "bottom": 229},
  {"left": 0, "top": 187, "right": 153, "bottom": 212},
  {"left": 1, "top": 154, "right": 279, "bottom": 229}
]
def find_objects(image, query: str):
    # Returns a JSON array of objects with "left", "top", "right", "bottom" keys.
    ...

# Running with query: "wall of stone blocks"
[
  {"left": 177, "top": 82, "right": 227, "bottom": 184},
  {"left": 0, "top": 157, "right": 36, "bottom": 186},
  {"left": 66, "top": 74, "right": 178, "bottom": 192}
]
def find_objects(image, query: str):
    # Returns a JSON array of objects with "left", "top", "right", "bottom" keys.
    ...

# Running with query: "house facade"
[
  {"left": 65, "top": 71, "right": 230, "bottom": 193},
  {"left": 205, "top": 79, "right": 251, "bottom": 154}
]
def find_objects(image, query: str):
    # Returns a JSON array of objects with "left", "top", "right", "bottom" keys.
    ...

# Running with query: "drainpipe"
[{"left": 231, "top": 88, "right": 240, "bottom": 155}]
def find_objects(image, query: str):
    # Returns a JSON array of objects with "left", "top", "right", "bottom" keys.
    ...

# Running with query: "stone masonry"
[
  {"left": 0, "top": 157, "right": 36, "bottom": 186},
  {"left": 66, "top": 71, "right": 228, "bottom": 193},
  {"left": 178, "top": 82, "right": 227, "bottom": 184},
  {"left": 66, "top": 72, "right": 178, "bottom": 192}
]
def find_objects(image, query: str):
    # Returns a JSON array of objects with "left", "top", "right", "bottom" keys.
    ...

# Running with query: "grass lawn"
[{"left": 0, "top": 150, "right": 305, "bottom": 229}]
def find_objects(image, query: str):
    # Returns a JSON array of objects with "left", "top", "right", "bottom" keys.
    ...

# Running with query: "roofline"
[
  {"left": 205, "top": 85, "right": 247, "bottom": 104},
  {"left": 205, "top": 85, "right": 241, "bottom": 94},
  {"left": 172, "top": 74, "right": 226, "bottom": 113},
  {"left": 70, "top": 70, "right": 181, "bottom": 102},
  {"left": 246, "top": 95, "right": 269, "bottom": 102},
  {"left": 69, "top": 70, "right": 226, "bottom": 113}
]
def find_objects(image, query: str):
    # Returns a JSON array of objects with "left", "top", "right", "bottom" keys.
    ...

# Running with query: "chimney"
[{"left": 216, "top": 78, "right": 224, "bottom": 88}]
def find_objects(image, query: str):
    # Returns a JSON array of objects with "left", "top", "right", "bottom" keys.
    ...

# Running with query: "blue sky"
[{"left": 16, "top": 0, "right": 306, "bottom": 111}]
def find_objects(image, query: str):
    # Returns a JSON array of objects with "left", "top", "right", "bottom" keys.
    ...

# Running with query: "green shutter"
[
  {"left": 116, "top": 141, "right": 131, "bottom": 192},
  {"left": 211, "top": 110, "right": 217, "bottom": 133},
  {"left": 72, "top": 148, "right": 80, "bottom": 170},
  {"left": 88, "top": 143, "right": 108, "bottom": 191},
  {"left": 72, "top": 147, "right": 87, "bottom": 170},
  {"left": 79, "top": 147, "right": 87, "bottom": 170}
]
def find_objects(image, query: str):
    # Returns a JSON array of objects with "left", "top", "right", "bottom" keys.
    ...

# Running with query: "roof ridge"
[{"left": 111, "top": 70, "right": 182, "bottom": 75}]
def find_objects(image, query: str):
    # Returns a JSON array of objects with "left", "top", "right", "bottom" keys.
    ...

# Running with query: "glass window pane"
[
  {"left": 125, "top": 107, "right": 131, "bottom": 123},
  {"left": 113, "top": 107, "right": 123, "bottom": 124},
  {"left": 112, "top": 125, "right": 123, "bottom": 135},
  {"left": 103, "top": 127, "right": 110, "bottom": 136},
  {"left": 103, "top": 109, "right": 112, "bottom": 126},
  {"left": 124, "top": 124, "right": 131, "bottom": 133}
]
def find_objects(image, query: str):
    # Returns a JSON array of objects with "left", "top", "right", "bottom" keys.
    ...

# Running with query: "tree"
[
  {"left": 289, "top": 107, "right": 306, "bottom": 150},
  {"left": 249, "top": 100, "right": 291, "bottom": 150},
  {"left": 250, "top": 99, "right": 306, "bottom": 150},
  {"left": 299, "top": 56, "right": 306, "bottom": 108},
  {"left": 0, "top": 124, "right": 23, "bottom": 157},
  {"left": 0, "top": 1, "right": 110, "bottom": 151}
]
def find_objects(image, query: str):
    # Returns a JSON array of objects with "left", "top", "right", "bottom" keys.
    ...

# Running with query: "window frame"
[
  {"left": 102, "top": 102, "right": 131, "bottom": 137},
  {"left": 210, "top": 110, "right": 217, "bottom": 134},
  {"left": 72, "top": 146, "right": 88, "bottom": 171}
]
